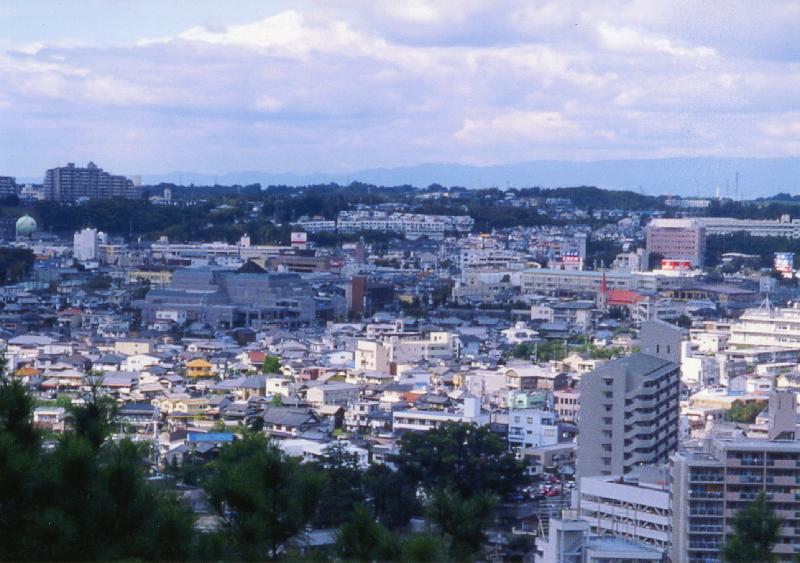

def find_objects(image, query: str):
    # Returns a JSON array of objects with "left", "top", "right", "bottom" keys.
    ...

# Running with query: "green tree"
[
  {"left": 400, "top": 533, "right": 447, "bottom": 562},
  {"left": 427, "top": 488, "right": 497, "bottom": 560},
  {"left": 204, "top": 434, "right": 322, "bottom": 559},
  {"left": 312, "top": 441, "right": 366, "bottom": 527},
  {"left": 364, "top": 463, "right": 420, "bottom": 529},
  {"left": 0, "top": 361, "right": 195, "bottom": 561},
  {"left": 722, "top": 491, "right": 781, "bottom": 562},
  {"left": 262, "top": 355, "right": 282, "bottom": 374},
  {"left": 394, "top": 422, "right": 527, "bottom": 499},
  {"left": 335, "top": 503, "right": 399, "bottom": 561},
  {"left": 68, "top": 381, "right": 118, "bottom": 449},
  {"left": 725, "top": 400, "right": 767, "bottom": 424}
]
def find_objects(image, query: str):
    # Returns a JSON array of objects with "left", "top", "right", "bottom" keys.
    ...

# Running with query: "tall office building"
[
  {"left": 578, "top": 322, "right": 682, "bottom": 478},
  {"left": 645, "top": 218, "right": 706, "bottom": 268},
  {"left": 43, "top": 162, "right": 138, "bottom": 202}
]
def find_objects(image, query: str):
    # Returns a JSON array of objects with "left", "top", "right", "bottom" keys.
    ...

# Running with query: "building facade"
[
  {"left": 44, "top": 162, "right": 138, "bottom": 202},
  {"left": 645, "top": 218, "right": 706, "bottom": 268},
  {"left": 578, "top": 353, "right": 680, "bottom": 478},
  {"left": 672, "top": 435, "right": 800, "bottom": 563}
]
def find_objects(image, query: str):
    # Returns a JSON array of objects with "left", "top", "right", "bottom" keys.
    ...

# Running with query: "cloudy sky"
[{"left": 2, "top": 0, "right": 799, "bottom": 178}]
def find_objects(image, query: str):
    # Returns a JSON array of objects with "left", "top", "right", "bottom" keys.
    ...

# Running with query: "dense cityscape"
[
  {"left": 0, "top": 159, "right": 798, "bottom": 561},
  {"left": 5, "top": 2, "right": 800, "bottom": 562}
]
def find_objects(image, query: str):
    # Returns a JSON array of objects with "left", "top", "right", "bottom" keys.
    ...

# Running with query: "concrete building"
[
  {"left": 730, "top": 303, "right": 800, "bottom": 348},
  {"left": 136, "top": 265, "right": 316, "bottom": 329},
  {"left": 44, "top": 162, "right": 138, "bottom": 202},
  {"left": 578, "top": 466, "right": 671, "bottom": 553},
  {"left": 535, "top": 511, "right": 664, "bottom": 563},
  {"left": 578, "top": 351, "right": 680, "bottom": 478},
  {"left": 73, "top": 227, "right": 103, "bottom": 262},
  {"left": 700, "top": 215, "right": 800, "bottom": 238},
  {"left": 306, "top": 382, "right": 359, "bottom": 407},
  {"left": 337, "top": 210, "right": 474, "bottom": 239},
  {"left": 507, "top": 408, "right": 559, "bottom": 450},
  {"left": 671, "top": 432, "right": 800, "bottom": 563},
  {"left": 645, "top": 218, "right": 706, "bottom": 268},
  {"left": 392, "top": 396, "right": 489, "bottom": 432},
  {"left": 0, "top": 176, "right": 16, "bottom": 196}
]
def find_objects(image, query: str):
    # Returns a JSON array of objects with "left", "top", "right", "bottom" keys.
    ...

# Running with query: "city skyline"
[{"left": 2, "top": 1, "right": 800, "bottom": 180}]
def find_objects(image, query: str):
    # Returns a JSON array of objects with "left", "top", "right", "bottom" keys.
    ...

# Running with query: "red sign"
[{"left": 661, "top": 259, "right": 692, "bottom": 271}]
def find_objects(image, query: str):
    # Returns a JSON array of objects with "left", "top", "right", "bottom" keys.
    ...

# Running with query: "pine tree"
[{"left": 722, "top": 491, "right": 781, "bottom": 562}]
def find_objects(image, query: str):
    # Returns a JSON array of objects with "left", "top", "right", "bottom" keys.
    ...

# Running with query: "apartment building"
[
  {"left": 700, "top": 215, "right": 800, "bottom": 238},
  {"left": 44, "top": 162, "right": 138, "bottom": 202},
  {"left": 730, "top": 303, "right": 800, "bottom": 348},
  {"left": 392, "top": 396, "right": 489, "bottom": 432},
  {"left": 578, "top": 352, "right": 680, "bottom": 478},
  {"left": 578, "top": 466, "right": 671, "bottom": 553},
  {"left": 507, "top": 408, "right": 559, "bottom": 450},
  {"left": 672, "top": 433, "right": 800, "bottom": 562}
]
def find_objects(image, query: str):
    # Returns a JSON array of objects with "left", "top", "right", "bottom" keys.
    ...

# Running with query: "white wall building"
[
  {"left": 507, "top": 408, "right": 558, "bottom": 450},
  {"left": 73, "top": 227, "right": 102, "bottom": 262},
  {"left": 578, "top": 468, "right": 671, "bottom": 553}
]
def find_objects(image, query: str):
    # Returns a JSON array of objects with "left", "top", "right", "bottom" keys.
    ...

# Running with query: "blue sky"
[{"left": 2, "top": 0, "right": 800, "bottom": 179}]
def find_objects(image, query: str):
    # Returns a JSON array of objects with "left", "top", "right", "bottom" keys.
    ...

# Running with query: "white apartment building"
[
  {"left": 578, "top": 467, "right": 671, "bottom": 553},
  {"left": 730, "top": 303, "right": 800, "bottom": 347},
  {"left": 392, "top": 396, "right": 489, "bottom": 432},
  {"left": 700, "top": 215, "right": 800, "bottom": 238},
  {"left": 337, "top": 210, "right": 474, "bottom": 239},
  {"left": 354, "top": 339, "right": 391, "bottom": 372},
  {"left": 294, "top": 219, "right": 337, "bottom": 233},
  {"left": 73, "top": 227, "right": 104, "bottom": 262},
  {"left": 507, "top": 408, "right": 559, "bottom": 450}
]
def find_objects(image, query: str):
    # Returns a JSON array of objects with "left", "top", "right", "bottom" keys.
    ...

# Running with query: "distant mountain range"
[{"left": 21, "top": 157, "right": 800, "bottom": 197}]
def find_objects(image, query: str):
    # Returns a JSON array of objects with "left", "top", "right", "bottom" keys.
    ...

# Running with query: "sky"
[{"left": 2, "top": 0, "right": 800, "bottom": 179}]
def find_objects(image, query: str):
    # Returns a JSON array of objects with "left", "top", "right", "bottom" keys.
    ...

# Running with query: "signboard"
[
  {"left": 661, "top": 259, "right": 692, "bottom": 271},
  {"left": 291, "top": 231, "right": 308, "bottom": 249},
  {"left": 774, "top": 252, "right": 794, "bottom": 276}
]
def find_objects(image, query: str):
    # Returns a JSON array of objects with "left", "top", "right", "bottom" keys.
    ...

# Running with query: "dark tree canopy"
[
  {"left": 722, "top": 491, "right": 781, "bottom": 562},
  {"left": 204, "top": 433, "right": 323, "bottom": 559},
  {"left": 394, "top": 422, "right": 527, "bottom": 498}
]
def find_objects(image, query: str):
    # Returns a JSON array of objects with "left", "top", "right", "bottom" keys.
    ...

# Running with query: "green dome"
[{"left": 15, "top": 215, "right": 37, "bottom": 236}]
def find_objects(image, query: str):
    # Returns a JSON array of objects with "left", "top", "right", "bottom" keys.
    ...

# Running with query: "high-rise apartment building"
[
  {"left": 0, "top": 176, "right": 16, "bottom": 197},
  {"left": 73, "top": 227, "right": 103, "bottom": 262},
  {"left": 645, "top": 218, "right": 706, "bottom": 268},
  {"left": 44, "top": 162, "right": 138, "bottom": 202},
  {"left": 672, "top": 431, "right": 800, "bottom": 562},
  {"left": 578, "top": 346, "right": 681, "bottom": 478}
]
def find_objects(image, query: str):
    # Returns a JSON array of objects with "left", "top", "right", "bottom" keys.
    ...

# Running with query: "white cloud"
[
  {"left": 2, "top": 2, "right": 800, "bottom": 176},
  {"left": 596, "top": 21, "right": 716, "bottom": 59}
]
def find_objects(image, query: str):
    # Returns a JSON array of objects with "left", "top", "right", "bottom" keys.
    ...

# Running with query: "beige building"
[{"left": 645, "top": 218, "right": 706, "bottom": 267}]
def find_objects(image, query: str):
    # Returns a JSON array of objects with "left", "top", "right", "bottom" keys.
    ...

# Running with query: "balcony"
[
  {"left": 690, "top": 490, "right": 723, "bottom": 500},
  {"left": 690, "top": 473, "right": 724, "bottom": 483},
  {"left": 728, "top": 457, "right": 765, "bottom": 467},
  {"left": 689, "top": 541, "right": 722, "bottom": 550},
  {"left": 690, "top": 524, "right": 723, "bottom": 534}
]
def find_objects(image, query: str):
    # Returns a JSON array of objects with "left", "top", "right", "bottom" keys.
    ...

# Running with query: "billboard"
[
  {"left": 290, "top": 231, "right": 308, "bottom": 249},
  {"left": 661, "top": 259, "right": 692, "bottom": 271},
  {"left": 774, "top": 252, "right": 794, "bottom": 276}
]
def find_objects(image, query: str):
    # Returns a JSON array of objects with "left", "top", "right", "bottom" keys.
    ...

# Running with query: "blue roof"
[{"left": 188, "top": 432, "right": 235, "bottom": 443}]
